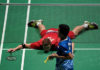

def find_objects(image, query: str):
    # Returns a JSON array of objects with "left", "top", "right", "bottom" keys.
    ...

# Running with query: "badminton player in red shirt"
[{"left": 8, "top": 19, "right": 98, "bottom": 53}]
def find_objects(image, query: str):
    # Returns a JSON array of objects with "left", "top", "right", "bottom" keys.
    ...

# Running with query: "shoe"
[
  {"left": 84, "top": 21, "right": 98, "bottom": 29},
  {"left": 28, "top": 19, "right": 43, "bottom": 28},
  {"left": 28, "top": 20, "right": 37, "bottom": 28}
]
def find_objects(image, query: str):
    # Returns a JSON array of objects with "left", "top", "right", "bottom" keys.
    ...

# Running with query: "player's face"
[{"left": 43, "top": 44, "right": 51, "bottom": 52}]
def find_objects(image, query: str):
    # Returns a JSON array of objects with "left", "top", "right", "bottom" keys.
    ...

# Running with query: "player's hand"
[
  {"left": 49, "top": 53, "right": 58, "bottom": 59},
  {"left": 8, "top": 48, "right": 16, "bottom": 53}
]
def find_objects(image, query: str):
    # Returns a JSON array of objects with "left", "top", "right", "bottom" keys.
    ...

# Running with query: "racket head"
[{"left": 7, "top": 56, "right": 16, "bottom": 61}]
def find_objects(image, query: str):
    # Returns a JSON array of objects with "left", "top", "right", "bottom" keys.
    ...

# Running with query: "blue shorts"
[
  {"left": 56, "top": 60, "right": 73, "bottom": 70},
  {"left": 56, "top": 67, "right": 73, "bottom": 70}
]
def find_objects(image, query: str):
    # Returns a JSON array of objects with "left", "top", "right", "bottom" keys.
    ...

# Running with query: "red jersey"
[{"left": 30, "top": 28, "right": 75, "bottom": 50}]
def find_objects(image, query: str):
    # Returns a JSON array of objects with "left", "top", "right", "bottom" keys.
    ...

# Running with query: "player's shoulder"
[
  {"left": 59, "top": 39, "right": 67, "bottom": 46},
  {"left": 64, "top": 36, "right": 71, "bottom": 42},
  {"left": 65, "top": 36, "right": 72, "bottom": 42},
  {"left": 59, "top": 37, "right": 71, "bottom": 45}
]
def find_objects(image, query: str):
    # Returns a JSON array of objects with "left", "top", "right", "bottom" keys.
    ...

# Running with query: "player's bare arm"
[{"left": 8, "top": 44, "right": 30, "bottom": 52}]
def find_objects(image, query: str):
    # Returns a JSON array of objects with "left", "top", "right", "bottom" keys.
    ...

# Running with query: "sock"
[
  {"left": 82, "top": 24, "right": 89, "bottom": 28},
  {"left": 37, "top": 22, "right": 41, "bottom": 26}
]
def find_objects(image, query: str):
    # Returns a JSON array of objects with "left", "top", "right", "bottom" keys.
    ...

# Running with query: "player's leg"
[
  {"left": 72, "top": 25, "right": 85, "bottom": 36},
  {"left": 38, "top": 23, "right": 46, "bottom": 33},
  {"left": 72, "top": 21, "right": 98, "bottom": 36},
  {"left": 28, "top": 19, "right": 46, "bottom": 33}
]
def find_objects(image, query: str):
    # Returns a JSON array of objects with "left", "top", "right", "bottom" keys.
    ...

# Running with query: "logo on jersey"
[
  {"left": 68, "top": 43, "right": 72, "bottom": 50},
  {"left": 46, "top": 30, "right": 58, "bottom": 33},
  {"left": 47, "top": 37, "right": 54, "bottom": 42}
]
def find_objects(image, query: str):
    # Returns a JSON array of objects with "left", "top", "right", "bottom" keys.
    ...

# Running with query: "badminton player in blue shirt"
[{"left": 49, "top": 24, "right": 73, "bottom": 70}]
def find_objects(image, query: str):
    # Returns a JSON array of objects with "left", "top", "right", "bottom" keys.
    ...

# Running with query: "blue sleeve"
[{"left": 64, "top": 50, "right": 71, "bottom": 54}]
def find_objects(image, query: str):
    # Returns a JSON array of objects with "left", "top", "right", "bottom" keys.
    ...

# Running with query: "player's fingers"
[
  {"left": 8, "top": 49, "right": 12, "bottom": 52},
  {"left": 48, "top": 56, "right": 54, "bottom": 60},
  {"left": 8, "top": 49, "right": 13, "bottom": 52},
  {"left": 12, "top": 49, "right": 15, "bottom": 52}
]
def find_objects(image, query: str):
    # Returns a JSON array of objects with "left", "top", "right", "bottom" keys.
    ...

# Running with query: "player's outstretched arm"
[
  {"left": 72, "top": 42, "right": 74, "bottom": 53},
  {"left": 8, "top": 44, "right": 30, "bottom": 52}
]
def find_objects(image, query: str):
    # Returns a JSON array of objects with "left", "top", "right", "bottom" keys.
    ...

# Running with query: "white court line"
[
  {"left": 21, "top": 0, "right": 31, "bottom": 70},
  {"left": 3, "top": 48, "right": 34, "bottom": 50},
  {"left": 3, "top": 48, "right": 100, "bottom": 51},
  {"left": 0, "top": 0, "right": 9, "bottom": 64},
  {"left": 1, "top": 3, "right": 100, "bottom": 6},
  {"left": 75, "top": 48, "right": 100, "bottom": 50}
]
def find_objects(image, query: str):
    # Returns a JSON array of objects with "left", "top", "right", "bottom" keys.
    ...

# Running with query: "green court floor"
[
  {"left": 0, "top": 0, "right": 100, "bottom": 70},
  {"left": 1, "top": 49, "right": 100, "bottom": 70}
]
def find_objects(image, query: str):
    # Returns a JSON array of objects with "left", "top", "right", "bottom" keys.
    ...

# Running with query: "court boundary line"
[
  {"left": 3, "top": 48, "right": 100, "bottom": 51},
  {"left": 0, "top": 0, "right": 9, "bottom": 64},
  {"left": 75, "top": 48, "right": 100, "bottom": 50},
  {"left": 1, "top": 3, "right": 100, "bottom": 6},
  {"left": 21, "top": 0, "right": 31, "bottom": 70}
]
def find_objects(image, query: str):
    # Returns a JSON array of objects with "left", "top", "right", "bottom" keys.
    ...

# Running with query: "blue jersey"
[{"left": 56, "top": 36, "right": 73, "bottom": 70}]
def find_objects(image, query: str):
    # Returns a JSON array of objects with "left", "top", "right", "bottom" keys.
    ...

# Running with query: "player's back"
[
  {"left": 57, "top": 36, "right": 72, "bottom": 54},
  {"left": 56, "top": 37, "right": 73, "bottom": 69},
  {"left": 39, "top": 28, "right": 60, "bottom": 47}
]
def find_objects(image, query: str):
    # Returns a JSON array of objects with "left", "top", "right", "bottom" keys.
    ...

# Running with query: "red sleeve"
[{"left": 30, "top": 41, "right": 41, "bottom": 49}]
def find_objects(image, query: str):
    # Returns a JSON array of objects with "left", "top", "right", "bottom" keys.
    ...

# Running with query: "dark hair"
[{"left": 59, "top": 24, "right": 70, "bottom": 38}]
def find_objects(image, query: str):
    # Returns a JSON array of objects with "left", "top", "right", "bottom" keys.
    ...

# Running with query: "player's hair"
[
  {"left": 42, "top": 38, "right": 51, "bottom": 53},
  {"left": 42, "top": 38, "right": 51, "bottom": 46},
  {"left": 59, "top": 24, "right": 70, "bottom": 39}
]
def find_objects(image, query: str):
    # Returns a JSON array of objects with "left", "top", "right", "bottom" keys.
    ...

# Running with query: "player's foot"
[
  {"left": 28, "top": 19, "right": 43, "bottom": 28},
  {"left": 84, "top": 21, "right": 98, "bottom": 29}
]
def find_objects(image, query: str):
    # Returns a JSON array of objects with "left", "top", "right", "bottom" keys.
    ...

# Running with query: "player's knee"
[
  {"left": 74, "top": 32, "right": 78, "bottom": 36},
  {"left": 72, "top": 30, "right": 79, "bottom": 36}
]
